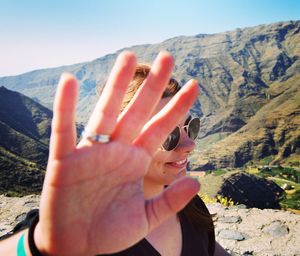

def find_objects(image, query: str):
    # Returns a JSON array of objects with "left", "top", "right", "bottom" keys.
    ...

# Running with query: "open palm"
[{"left": 35, "top": 51, "right": 200, "bottom": 256}]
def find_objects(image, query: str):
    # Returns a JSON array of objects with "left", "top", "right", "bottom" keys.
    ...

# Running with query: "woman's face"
[{"left": 145, "top": 97, "right": 196, "bottom": 186}]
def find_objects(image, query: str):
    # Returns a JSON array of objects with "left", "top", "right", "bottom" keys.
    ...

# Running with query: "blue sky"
[{"left": 0, "top": 0, "right": 299, "bottom": 76}]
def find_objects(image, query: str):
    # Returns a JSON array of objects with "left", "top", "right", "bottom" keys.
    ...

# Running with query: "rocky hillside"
[
  {"left": 0, "top": 195, "right": 299, "bottom": 255},
  {"left": 217, "top": 172, "right": 284, "bottom": 209},
  {"left": 0, "top": 20, "right": 299, "bottom": 169},
  {"left": 0, "top": 87, "right": 85, "bottom": 195},
  {"left": 0, "top": 87, "right": 52, "bottom": 194},
  {"left": 208, "top": 203, "right": 299, "bottom": 256},
  {"left": 192, "top": 74, "right": 300, "bottom": 170}
]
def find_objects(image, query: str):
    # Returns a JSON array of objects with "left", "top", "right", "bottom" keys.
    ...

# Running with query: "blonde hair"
[{"left": 97, "top": 63, "right": 181, "bottom": 111}]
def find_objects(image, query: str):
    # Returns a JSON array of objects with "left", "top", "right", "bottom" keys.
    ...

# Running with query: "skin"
[
  {"left": 0, "top": 51, "right": 200, "bottom": 256},
  {"left": 143, "top": 98, "right": 196, "bottom": 256},
  {"left": 143, "top": 99, "right": 231, "bottom": 256},
  {"left": 144, "top": 97, "right": 196, "bottom": 199},
  {"left": 143, "top": 104, "right": 231, "bottom": 256}
]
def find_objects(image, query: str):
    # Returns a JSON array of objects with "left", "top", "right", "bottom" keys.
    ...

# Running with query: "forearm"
[{"left": 0, "top": 230, "right": 33, "bottom": 256}]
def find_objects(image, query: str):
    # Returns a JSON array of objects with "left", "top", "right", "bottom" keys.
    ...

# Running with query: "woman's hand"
[{"left": 36, "top": 51, "right": 200, "bottom": 255}]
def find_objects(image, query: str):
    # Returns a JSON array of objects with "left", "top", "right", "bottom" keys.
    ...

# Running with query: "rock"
[
  {"left": 241, "top": 250, "right": 254, "bottom": 256},
  {"left": 217, "top": 173, "right": 284, "bottom": 209},
  {"left": 15, "top": 212, "right": 27, "bottom": 223},
  {"left": 218, "top": 229, "right": 245, "bottom": 241},
  {"left": 206, "top": 203, "right": 227, "bottom": 215},
  {"left": 236, "top": 204, "right": 248, "bottom": 209},
  {"left": 0, "top": 194, "right": 40, "bottom": 237},
  {"left": 262, "top": 221, "right": 289, "bottom": 237},
  {"left": 210, "top": 203, "right": 300, "bottom": 256},
  {"left": 219, "top": 216, "right": 242, "bottom": 223}
]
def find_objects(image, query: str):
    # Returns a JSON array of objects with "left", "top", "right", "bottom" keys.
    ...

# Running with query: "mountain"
[
  {"left": 0, "top": 20, "right": 299, "bottom": 169},
  {"left": 0, "top": 86, "right": 52, "bottom": 195},
  {"left": 191, "top": 74, "right": 300, "bottom": 169}
]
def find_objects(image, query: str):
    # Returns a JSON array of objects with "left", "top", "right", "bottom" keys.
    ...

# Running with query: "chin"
[
  {"left": 163, "top": 171, "right": 186, "bottom": 185},
  {"left": 176, "top": 169, "right": 186, "bottom": 179}
]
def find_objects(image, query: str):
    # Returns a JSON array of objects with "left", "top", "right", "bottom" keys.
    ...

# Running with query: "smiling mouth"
[{"left": 166, "top": 159, "right": 187, "bottom": 169}]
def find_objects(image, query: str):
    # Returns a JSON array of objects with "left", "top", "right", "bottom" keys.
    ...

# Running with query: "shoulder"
[
  {"left": 190, "top": 195, "right": 210, "bottom": 213},
  {"left": 182, "top": 195, "right": 216, "bottom": 256}
]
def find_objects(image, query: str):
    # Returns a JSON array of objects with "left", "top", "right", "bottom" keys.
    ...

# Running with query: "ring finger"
[{"left": 84, "top": 51, "right": 137, "bottom": 138}]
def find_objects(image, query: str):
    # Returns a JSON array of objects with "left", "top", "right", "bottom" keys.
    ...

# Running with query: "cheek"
[
  {"left": 153, "top": 149, "right": 170, "bottom": 164},
  {"left": 147, "top": 150, "right": 170, "bottom": 173}
]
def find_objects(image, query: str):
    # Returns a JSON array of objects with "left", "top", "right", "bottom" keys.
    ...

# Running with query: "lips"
[{"left": 166, "top": 158, "right": 187, "bottom": 169}]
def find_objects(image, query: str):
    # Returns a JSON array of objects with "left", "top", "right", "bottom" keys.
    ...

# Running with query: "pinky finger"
[{"left": 134, "top": 79, "right": 198, "bottom": 156}]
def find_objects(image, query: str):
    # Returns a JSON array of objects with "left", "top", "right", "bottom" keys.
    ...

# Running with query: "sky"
[{"left": 0, "top": 0, "right": 299, "bottom": 77}]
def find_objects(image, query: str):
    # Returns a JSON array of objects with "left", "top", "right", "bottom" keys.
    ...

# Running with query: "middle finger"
[{"left": 112, "top": 51, "right": 174, "bottom": 144}]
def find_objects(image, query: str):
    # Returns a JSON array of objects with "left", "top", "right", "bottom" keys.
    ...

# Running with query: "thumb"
[{"left": 145, "top": 177, "right": 200, "bottom": 232}]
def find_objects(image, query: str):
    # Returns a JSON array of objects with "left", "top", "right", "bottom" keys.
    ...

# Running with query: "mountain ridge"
[
  {"left": 0, "top": 87, "right": 51, "bottom": 194},
  {"left": 0, "top": 20, "right": 299, "bottom": 169},
  {"left": 1, "top": 20, "right": 296, "bottom": 80}
]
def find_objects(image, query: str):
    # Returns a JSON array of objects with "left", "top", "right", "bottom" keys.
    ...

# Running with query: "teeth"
[{"left": 176, "top": 159, "right": 186, "bottom": 165}]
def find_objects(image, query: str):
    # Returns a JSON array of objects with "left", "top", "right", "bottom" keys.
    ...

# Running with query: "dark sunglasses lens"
[
  {"left": 162, "top": 127, "right": 180, "bottom": 151},
  {"left": 188, "top": 118, "right": 200, "bottom": 140}
]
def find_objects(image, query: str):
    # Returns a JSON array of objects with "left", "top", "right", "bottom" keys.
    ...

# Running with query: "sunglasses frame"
[{"left": 162, "top": 116, "right": 200, "bottom": 151}]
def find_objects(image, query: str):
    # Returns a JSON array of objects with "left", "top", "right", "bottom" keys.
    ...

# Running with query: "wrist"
[
  {"left": 21, "top": 214, "right": 47, "bottom": 256},
  {"left": 32, "top": 222, "right": 47, "bottom": 256},
  {"left": 30, "top": 215, "right": 48, "bottom": 256}
]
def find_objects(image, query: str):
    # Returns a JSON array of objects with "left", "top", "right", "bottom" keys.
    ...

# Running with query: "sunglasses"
[{"left": 162, "top": 116, "right": 200, "bottom": 151}]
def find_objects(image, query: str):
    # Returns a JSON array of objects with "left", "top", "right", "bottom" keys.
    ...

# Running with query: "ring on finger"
[{"left": 81, "top": 128, "right": 111, "bottom": 143}]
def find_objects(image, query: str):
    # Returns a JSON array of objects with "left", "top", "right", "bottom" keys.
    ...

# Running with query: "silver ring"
[{"left": 81, "top": 128, "right": 111, "bottom": 143}]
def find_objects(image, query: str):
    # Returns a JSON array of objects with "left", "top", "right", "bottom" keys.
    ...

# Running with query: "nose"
[{"left": 175, "top": 129, "right": 196, "bottom": 153}]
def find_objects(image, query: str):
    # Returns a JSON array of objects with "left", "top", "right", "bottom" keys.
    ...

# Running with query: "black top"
[{"left": 100, "top": 196, "right": 215, "bottom": 256}]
